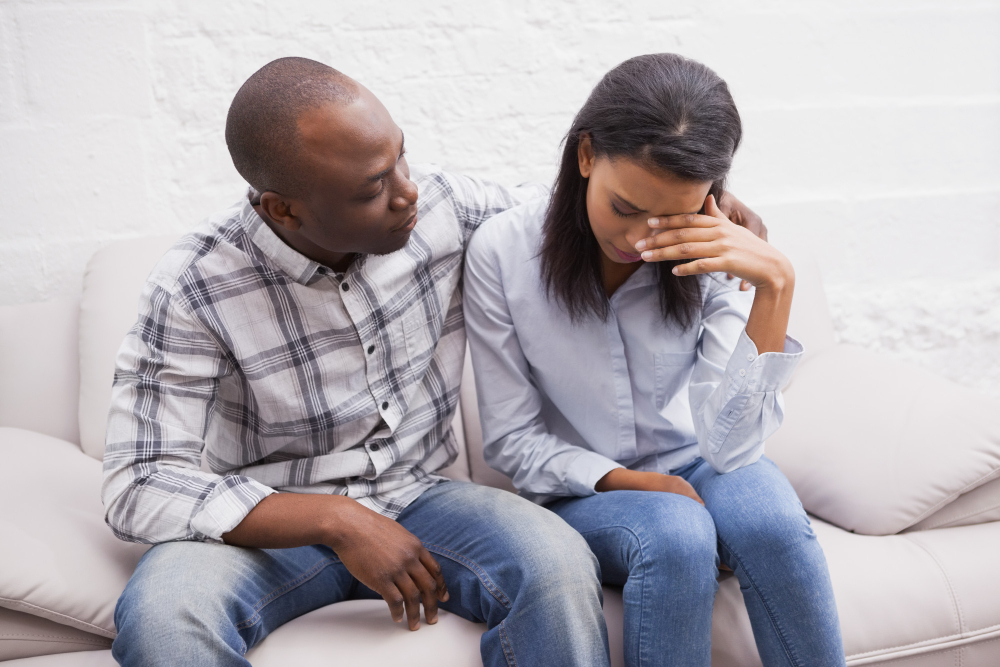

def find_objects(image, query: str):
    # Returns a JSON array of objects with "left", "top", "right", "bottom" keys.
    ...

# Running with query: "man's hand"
[
  {"left": 717, "top": 191, "right": 767, "bottom": 291},
  {"left": 329, "top": 501, "right": 449, "bottom": 630},
  {"left": 595, "top": 468, "right": 704, "bottom": 505},
  {"left": 222, "top": 493, "right": 447, "bottom": 631}
]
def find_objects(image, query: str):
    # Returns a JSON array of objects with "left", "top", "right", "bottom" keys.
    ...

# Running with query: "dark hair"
[
  {"left": 540, "top": 53, "right": 742, "bottom": 328},
  {"left": 225, "top": 57, "right": 357, "bottom": 197}
]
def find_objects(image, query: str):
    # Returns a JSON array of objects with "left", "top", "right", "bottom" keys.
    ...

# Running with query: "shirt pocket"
[
  {"left": 400, "top": 304, "right": 440, "bottom": 377},
  {"left": 653, "top": 349, "right": 698, "bottom": 411}
]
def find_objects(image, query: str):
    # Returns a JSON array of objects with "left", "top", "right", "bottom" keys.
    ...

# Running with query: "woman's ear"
[
  {"left": 577, "top": 134, "right": 595, "bottom": 178},
  {"left": 257, "top": 192, "right": 303, "bottom": 232}
]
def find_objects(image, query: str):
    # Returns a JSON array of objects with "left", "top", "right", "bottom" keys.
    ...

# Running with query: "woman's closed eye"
[{"left": 610, "top": 201, "right": 636, "bottom": 218}]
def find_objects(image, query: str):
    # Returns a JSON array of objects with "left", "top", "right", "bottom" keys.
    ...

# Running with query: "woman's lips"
[{"left": 612, "top": 245, "right": 643, "bottom": 262}]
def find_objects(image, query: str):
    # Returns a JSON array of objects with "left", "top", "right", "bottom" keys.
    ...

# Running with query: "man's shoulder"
[
  {"left": 146, "top": 199, "right": 254, "bottom": 299},
  {"left": 468, "top": 196, "right": 548, "bottom": 260}
]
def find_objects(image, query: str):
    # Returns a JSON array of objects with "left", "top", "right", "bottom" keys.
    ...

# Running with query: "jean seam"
[
  {"left": 499, "top": 619, "right": 519, "bottom": 667},
  {"left": 234, "top": 556, "right": 342, "bottom": 631},
  {"left": 576, "top": 525, "right": 648, "bottom": 667},
  {"left": 422, "top": 541, "right": 512, "bottom": 609},
  {"left": 718, "top": 536, "right": 801, "bottom": 667}
]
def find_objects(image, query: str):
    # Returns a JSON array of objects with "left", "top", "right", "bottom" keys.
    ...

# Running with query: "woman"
[{"left": 464, "top": 54, "right": 845, "bottom": 667}]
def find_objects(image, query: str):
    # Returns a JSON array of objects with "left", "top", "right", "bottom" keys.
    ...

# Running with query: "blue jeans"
[
  {"left": 112, "top": 481, "right": 610, "bottom": 667},
  {"left": 548, "top": 457, "right": 846, "bottom": 667}
]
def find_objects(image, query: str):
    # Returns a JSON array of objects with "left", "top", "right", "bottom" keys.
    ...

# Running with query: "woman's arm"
[
  {"left": 464, "top": 223, "right": 623, "bottom": 497},
  {"left": 633, "top": 194, "right": 803, "bottom": 472}
]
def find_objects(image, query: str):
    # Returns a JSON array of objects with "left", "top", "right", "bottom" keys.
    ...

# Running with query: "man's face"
[{"left": 289, "top": 87, "right": 419, "bottom": 257}]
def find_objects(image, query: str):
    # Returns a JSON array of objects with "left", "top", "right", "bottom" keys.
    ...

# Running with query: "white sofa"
[{"left": 1, "top": 235, "right": 999, "bottom": 666}]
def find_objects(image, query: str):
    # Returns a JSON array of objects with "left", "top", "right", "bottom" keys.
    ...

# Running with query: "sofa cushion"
[
  {"left": 705, "top": 518, "right": 1000, "bottom": 666},
  {"left": 907, "top": 476, "right": 1000, "bottom": 532},
  {"left": 767, "top": 344, "right": 1000, "bottom": 535},
  {"left": 0, "top": 607, "right": 110, "bottom": 662},
  {"left": 0, "top": 298, "right": 81, "bottom": 445},
  {"left": 78, "top": 236, "right": 180, "bottom": 460},
  {"left": 0, "top": 428, "right": 149, "bottom": 638}
]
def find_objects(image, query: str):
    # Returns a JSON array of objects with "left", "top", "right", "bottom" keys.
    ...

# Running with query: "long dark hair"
[{"left": 540, "top": 53, "right": 742, "bottom": 328}]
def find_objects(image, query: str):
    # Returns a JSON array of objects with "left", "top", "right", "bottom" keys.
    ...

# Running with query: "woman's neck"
[{"left": 601, "top": 254, "right": 644, "bottom": 298}]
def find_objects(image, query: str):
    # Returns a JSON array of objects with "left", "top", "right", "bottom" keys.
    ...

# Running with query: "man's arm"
[
  {"left": 222, "top": 493, "right": 448, "bottom": 630},
  {"left": 103, "top": 281, "right": 446, "bottom": 631},
  {"left": 102, "top": 282, "right": 275, "bottom": 544}
]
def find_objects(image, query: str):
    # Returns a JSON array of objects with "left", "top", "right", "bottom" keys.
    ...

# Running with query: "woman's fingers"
[
  {"left": 634, "top": 226, "right": 716, "bottom": 252},
  {"left": 670, "top": 257, "right": 726, "bottom": 276},
  {"left": 647, "top": 212, "right": 718, "bottom": 230},
  {"left": 640, "top": 240, "right": 720, "bottom": 263}
]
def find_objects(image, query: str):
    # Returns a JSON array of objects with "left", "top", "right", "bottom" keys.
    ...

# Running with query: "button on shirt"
[
  {"left": 463, "top": 197, "right": 803, "bottom": 505},
  {"left": 102, "top": 166, "right": 541, "bottom": 544}
]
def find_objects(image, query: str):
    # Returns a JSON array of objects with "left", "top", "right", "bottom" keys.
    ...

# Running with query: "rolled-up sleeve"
[
  {"left": 101, "top": 281, "right": 275, "bottom": 544},
  {"left": 464, "top": 225, "right": 622, "bottom": 497},
  {"left": 689, "top": 280, "right": 804, "bottom": 473}
]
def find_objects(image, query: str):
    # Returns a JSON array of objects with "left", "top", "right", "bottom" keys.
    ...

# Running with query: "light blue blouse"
[{"left": 463, "top": 196, "right": 803, "bottom": 504}]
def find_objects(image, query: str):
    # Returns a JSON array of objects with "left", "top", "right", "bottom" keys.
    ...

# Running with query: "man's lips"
[
  {"left": 612, "top": 245, "right": 643, "bottom": 262},
  {"left": 392, "top": 213, "right": 418, "bottom": 233}
]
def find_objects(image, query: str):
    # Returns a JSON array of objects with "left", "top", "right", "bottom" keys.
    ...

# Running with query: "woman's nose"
[{"left": 625, "top": 226, "right": 654, "bottom": 250}]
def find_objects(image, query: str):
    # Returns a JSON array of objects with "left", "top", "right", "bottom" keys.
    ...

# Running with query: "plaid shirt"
[{"left": 102, "top": 166, "right": 541, "bottom": 545}]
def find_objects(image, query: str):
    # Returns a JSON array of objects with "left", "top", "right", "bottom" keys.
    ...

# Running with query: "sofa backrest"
[
  {"left": 10, "top": 232, "right": 832, "bottom": 487},
  {"left": 0, "top": 298, "right": 81, "bottom": 445}
]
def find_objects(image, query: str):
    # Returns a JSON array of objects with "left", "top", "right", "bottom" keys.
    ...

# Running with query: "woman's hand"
[
  {"left": 633, "top": 194, "right": 796, "bottom": 354},
  {"left": 717, "top": 192, "right": 767, "bottom": 291},
  {"left": 595, "top": 468, "right": 704, "bottom": 505},
  {"left": 633, "top": 194, "right": 792, "bottom": 292}
]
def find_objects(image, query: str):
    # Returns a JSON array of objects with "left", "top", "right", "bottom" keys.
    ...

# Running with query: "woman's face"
[{"left": 578, "top": 136, "right": 713, "bottom": 264}]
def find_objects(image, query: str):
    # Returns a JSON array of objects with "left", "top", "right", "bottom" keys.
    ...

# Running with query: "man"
[{"left": 103, "top": 57, "right": 765, "bottom": 666}]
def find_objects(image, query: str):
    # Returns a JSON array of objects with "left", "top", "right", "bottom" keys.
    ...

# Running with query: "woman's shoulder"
[{"left": 467, "top": 195, "right": 549, "bottom": 266}]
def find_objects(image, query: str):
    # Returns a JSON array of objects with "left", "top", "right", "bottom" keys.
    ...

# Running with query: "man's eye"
[
  {"left": 610, "top": 202, "right": 633, "bottom": 218},
  {"left": 365, "top": 183, "right": 385, "bottom": 201}
]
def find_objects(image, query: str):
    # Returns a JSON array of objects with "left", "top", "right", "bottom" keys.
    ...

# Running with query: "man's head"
[{"left": 226, "top": 57, "right": 418, "bottom": 266}]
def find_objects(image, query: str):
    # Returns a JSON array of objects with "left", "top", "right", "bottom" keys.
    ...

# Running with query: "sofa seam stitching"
[
  {"left": 844, "top": 623, "right": 1000, "bottom": 659},
  {"left": 0, "top": 598, "right": 113, "bottom": 639}
]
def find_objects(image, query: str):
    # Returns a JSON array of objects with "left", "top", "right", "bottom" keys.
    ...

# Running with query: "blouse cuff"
[
  {"left": 724, "top": 329, "right": 804, "bottom": 396},
  {"left": 565, "top": 450, "right": 625, "bottom": 496}
]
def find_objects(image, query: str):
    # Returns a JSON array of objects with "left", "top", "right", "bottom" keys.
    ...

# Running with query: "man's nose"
[{"left": 390, "top": 175, "right": 419, "bottom": 210}]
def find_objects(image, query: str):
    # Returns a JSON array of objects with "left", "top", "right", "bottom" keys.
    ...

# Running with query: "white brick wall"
[{"left": 1, "top": 0, "right": 998, "bottom": 395}]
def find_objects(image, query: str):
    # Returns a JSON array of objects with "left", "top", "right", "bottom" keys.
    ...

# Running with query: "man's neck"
[{"left": 252, "top": 202, "right": 356, "bottom": 272}]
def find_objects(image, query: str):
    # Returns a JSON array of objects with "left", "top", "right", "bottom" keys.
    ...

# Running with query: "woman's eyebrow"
[{"left": 614, "top": 193, "right": 647, "bottom": 213}]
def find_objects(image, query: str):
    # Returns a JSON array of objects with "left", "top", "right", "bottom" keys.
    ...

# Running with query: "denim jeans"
[
  {"left": 548, "top": 456, "right": 846, "bottom": 667},
  {"left": 112, "top": 481, "right": 610, "bottom": 667}
]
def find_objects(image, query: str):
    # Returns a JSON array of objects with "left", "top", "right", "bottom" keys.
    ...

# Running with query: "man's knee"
[
  {"left": 114, "top": 542, "right": 247, "bottom": 657},
  {"left": 491, "top": 493, "right": 602, "bottom": 602}
]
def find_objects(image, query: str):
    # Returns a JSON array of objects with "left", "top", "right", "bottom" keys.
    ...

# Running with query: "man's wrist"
[{"left": 317, "top": 495, "right": 362, "bottom": 550}]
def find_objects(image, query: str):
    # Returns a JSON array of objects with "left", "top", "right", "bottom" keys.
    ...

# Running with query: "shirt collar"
[{"left": 238, "top": 198, "right": 324, "bottom": 285}]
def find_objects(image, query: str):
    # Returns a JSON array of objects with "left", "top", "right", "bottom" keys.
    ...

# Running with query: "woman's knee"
[{"left": 638, "top": 494, "right": 718, "bottom": 568}]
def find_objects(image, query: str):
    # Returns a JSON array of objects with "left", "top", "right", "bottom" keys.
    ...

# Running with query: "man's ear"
[
  {"left": 577, "top": 134, "right": 595, "bottom": 179},
  {"left": 258, "top": 192, "right": 303, "bottom": 231}
]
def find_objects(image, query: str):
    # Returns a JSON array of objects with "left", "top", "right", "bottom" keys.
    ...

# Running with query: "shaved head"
[{"left": 225, "top": 57, "right": 358, "bottom": 196}]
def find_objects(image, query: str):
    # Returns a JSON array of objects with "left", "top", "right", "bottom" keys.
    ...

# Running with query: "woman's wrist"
[{"left": 753, "top": 255, "right": 795, "bottom": 294}]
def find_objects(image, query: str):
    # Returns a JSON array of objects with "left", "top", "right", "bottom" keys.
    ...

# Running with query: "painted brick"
[
  {"left": 18, "top": 6, "right": 150, "bottom": 119},
  {"left": 0, "top": 0, "right": 997, "bottom": 397}
]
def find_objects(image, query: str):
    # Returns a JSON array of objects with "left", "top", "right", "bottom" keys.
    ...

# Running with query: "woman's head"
[{"left": 541, "top": 53, "right": 742, "bottom": 326}]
